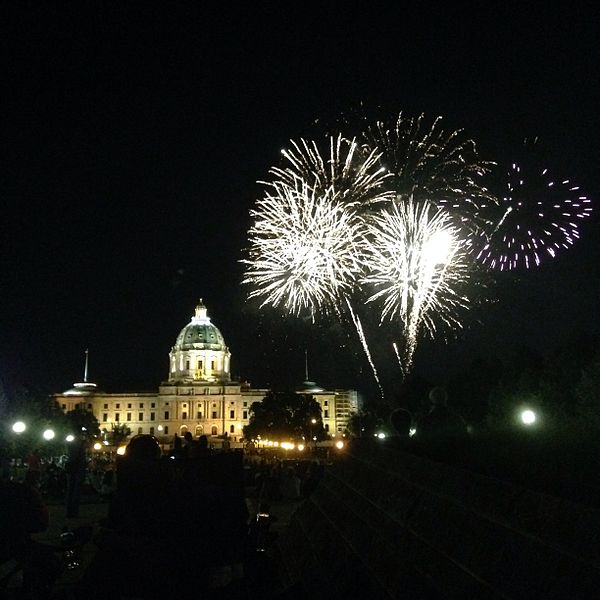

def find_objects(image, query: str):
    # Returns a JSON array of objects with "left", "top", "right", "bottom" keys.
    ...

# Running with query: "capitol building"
[{"left": 54, "top": 300, "right": 359, "bottom": 446}]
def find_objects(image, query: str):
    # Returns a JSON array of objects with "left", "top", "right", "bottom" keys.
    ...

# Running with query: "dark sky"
[{"left": 2, "top": 3, "right": 599, "bottom": 398}]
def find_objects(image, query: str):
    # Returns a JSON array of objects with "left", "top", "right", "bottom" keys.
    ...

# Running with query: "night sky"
[{"left": 2, "top": 3, "right": 599, "bottom": 398}]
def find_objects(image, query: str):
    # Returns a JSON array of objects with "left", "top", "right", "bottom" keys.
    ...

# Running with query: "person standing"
[{"left": 65, "top": 435, "right": 87, "bottom": 518}]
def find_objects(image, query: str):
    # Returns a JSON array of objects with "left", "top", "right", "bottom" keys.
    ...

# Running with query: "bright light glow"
[
  {"left": 335, "top": 440, "right": 344, "bottom": 449},
  {"left": 157, "top": 425, "right": 164, "bottom": 432},
  {"left": 409, "top": 428, "right": 416, "bottom": 437},
  {"left": 297, "top": 444, "right": 305, "bottom": 452},
  {"left": 376, "top": 432, "right": 386, "bottom": 439},
  {"left": 116, "top": 445, "right": 126, "bottom": 455},
  {"left": 93, "top": 442, "right": 102, "bottom": 450},
  {"left": 42, "top": 429, "right": 55, "bottom": 440},
  {"left": 281, "top": 442, "right": 295, "bottom": 450},
  {"left": 12, "top": 421, "right": 26, "bottom": 434},
  {"left": 311, "top": 418, "right": 317, "bottom": 424},
  {"left": 521, "top": 409, "right": 536, "bottom": 425},
  {"left": 103, "top": 440, "right": 109, "bottom": 445},
  {"left": 362, "top": 199, "right": 470, "bottom": 372},
  {"left": 66, "top": 434, "right": 75, "bottom": 442}
]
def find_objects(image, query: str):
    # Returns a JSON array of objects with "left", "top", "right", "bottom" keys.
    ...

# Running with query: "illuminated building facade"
[{"left": 55, "top": 300, "right": 358, "bottom": 445}]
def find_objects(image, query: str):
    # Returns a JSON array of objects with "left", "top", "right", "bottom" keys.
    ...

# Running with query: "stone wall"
[{"left": 276, "top": 441, "right": 600, "bottom": 598}]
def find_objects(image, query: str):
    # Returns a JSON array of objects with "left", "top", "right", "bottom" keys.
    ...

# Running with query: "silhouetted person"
[
  {"left": 197, "top": 434, "right": 210, "bottom": 457},
  {"left": 65, "top": 435, "right": 87, "bottom": 518},
  {"left": 0, "top": 480, "right": 61, "bottom": 595},
  {"left": 25, "top": 448, "right": 42, "bottom": 488},
  {"left": 183, "top": 431, "right": 199, "bottom": 457},
  {"left": 390, "top": 408, "right": 413, "bottom": 437},
  {"left": 416, "top": 386, "right": 468, "bottom": 441},
  {"left": 172, "top": 432, "right": 184, "bottom": 458}
]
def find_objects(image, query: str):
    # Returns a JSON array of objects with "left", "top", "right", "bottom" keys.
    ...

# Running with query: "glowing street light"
[
  {"left": 42, "top": 429, "right": 55, "bottom": 441},
  {"left": 335, "top": 440, "right": 344, "bottom": 450},
  {"left": 66, "top": 434, "right": 75, "bottom": 442},
  {"left": 12, "top": 421, "right": 26, "bottom": 434},
  {"left": 520, "top": 409, "right": 537, "bottom": 426}
]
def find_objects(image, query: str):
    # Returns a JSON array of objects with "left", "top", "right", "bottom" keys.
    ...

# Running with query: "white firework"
[
  {"left": 361, "top": 198, "right": 471, "bottom": 371},
  {"left": 268, "top": 134, "right": 393, "bottom": 208},
  {"left": 242, "top": 181, "right": 365, "bottom": 316}
]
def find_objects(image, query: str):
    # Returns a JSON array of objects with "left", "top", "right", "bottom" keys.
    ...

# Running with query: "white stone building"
[{"left": 55, "top": 300, "right": 359, "bottom": 445}]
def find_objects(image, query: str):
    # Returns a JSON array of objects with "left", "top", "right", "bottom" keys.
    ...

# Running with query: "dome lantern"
[{"left": 168, "top": 300, "right": 231, "bottom": 383}]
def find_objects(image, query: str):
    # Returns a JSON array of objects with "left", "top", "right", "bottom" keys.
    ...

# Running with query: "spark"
[{"left": 361, "top": 198, "right": 471, "bottom": 372}]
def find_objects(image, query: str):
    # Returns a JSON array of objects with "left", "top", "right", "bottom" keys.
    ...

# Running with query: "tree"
[
  {"left": 65, "top": 406, "right": 100, "bottom": 441},
  {"left": 244, "top": 391, "right": 325, "bottom": 442},
  {"left": 106, "top": 422, "right": 132, "bottom": 446}
]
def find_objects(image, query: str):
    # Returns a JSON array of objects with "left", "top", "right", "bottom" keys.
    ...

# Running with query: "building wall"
[{"left": 55, "top": 385, "right": 358, "bottom": 445}]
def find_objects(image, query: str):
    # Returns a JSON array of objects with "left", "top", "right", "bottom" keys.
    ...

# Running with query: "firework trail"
[
  {"left": 361, "top": 198, "right": 471, "bottom": 372},
  {"left": 362, "top": 112, "right": 497, "bottom": 232},
  {"left": 474, "top": 139, "right": 592, "bottom": 270}
]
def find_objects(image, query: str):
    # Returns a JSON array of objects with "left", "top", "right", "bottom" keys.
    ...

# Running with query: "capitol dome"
[{"left": 168, "top": 300, "right": 231, "bottom": 383}]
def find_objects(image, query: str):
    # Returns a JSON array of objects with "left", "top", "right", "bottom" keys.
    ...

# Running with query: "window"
[
  {"left": 87, "top": 403, "right": 92, "bottom": 409},
  {"left": 127, "top": 413, "right": 132, "bottom": 421},
  {"left": 183, "top": 403, "right": 187, "bottom": 408},
  {"left": 230, "top": 425, "right": 235, "bottom": 433},
  {"left": 211, "top": 426, "right": 217, "bottom": 435},
  {"left": 151, "top": 403, "right": 155, "bottom": 408},
  {"left": 243, "top": 401, "right": 247, "bottom": 407},
  {"left": 186, "top": 360, "right": 190, "bottom": 370},
  {"left": 62, "top": 404, "right": 67, "bottom": 410},
  {"left": 324, "top": 410, "right": 329, "bottom": 418},
  {"left": 115, "top": 413, "right": 120, "bottom": 422},
  {"left": 165, "top": 402, "right": 169, "bottom": 406},
  {"left": 243, "top": 411, "right": 248, "bottom": 419},
  {"left": 140, "top": 403, "right": 144, "bottom": 409},
  {"left": 212, "top": 403, "right": 216, "bottom": 407},
  {"left": 116, "top": 404, "right": 120, "bottom": 409},
  {"left": 138, "top": 427, "right": 143, "bottom": 435},
  {"left": 139, "top": 413, "right": 143, "bottom": 421},
  {"left": 197, "top": 360, "right": 203, "bottom": 370},
  {"left": 182, "top": 412, "right": 187, "bottom": 419},
  {"left": 211, "top": 360, "right": 215, "bottom": 370},
  {"left": 230, "top": 410, "right": 235, "bottom": 419},
  {"left": 212, "top": 411, "right": 217, "bottom": 419},
  {"left": 197, "top": 411, "right": 202, "bottom": 419},
  {"left": 164, "top": 426, "right": 169, "bottom": 434},
  {"left": 324, "top": 400, "right": 328, "bottom": 406},
  {"left": 127, "top": 403, "right": 132, "bottom": 409},
  {"left": 164, "top": 411, "right": 169, "bottom": 420},
  {"left": 150, "top": 412, "right": 155, "bottom": 421},
  {"left": 103, "top": 414, "right": 108, "bottom": 422},
  {"left": 150, "top": 427, "right": 154, "bottom": 435},
  {"left": 104, "top": 404, "right": 108, "bottom": 409},
  {"left": 325, "top": 424, "right": 330, "bottom": 432}
]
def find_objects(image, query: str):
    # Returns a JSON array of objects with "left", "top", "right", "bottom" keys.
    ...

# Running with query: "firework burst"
[
  {"left": 474, "top": 139, "right": 593, "bottom": 270},
  {"left": 268, "top": 134, "right": 393, "bottom": 208},
  {"left": 242, "top": 182, "right": 366, "bottom": 316},
  {"left": 362, "top": 112, "right": 497, "bottom": 232},
  {"left": 361, "top": 198, "right": 471, "bottom": 372}
]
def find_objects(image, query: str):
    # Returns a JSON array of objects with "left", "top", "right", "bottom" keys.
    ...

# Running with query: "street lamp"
[
  {"left": 42, "top": 429, "right": 55, "bottom": 441},
  {"left": 12, "top": 421, "right": 26, "bottom": 434}
]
